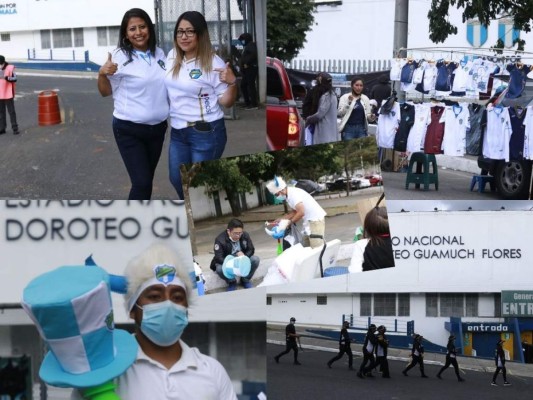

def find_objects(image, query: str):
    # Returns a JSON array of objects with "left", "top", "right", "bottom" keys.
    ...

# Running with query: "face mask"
[
  {"left": 276, "top": 195, "right": 286, "bottom": 201},
  {"left": 138, "top": 300, "right": 188, "bottom": 347}
]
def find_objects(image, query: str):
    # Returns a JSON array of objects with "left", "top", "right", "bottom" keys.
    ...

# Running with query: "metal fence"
[
  {"left": 27, "top": 48, "right": 89, "bottom": 62},
  {"left": 285, "top": 58, "right": 391, "bottom": 74}
]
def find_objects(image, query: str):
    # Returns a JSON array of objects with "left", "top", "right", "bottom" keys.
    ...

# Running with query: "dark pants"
[
  {"left": 328, "top": 345, "right": 353, "bottom": 368},
  {"left": 112, "top": 117, "right": 167, "bottom": 200},
  {"left": 241, "top": 67, "right": 258, "bottom": 107},
  {"left": 215, "top": 255, "right": 260, "bottom": 285},
  {"left": 438, "top": 356, "right": 460, "bottom": 379},
  {"left": 492, "top": 366, "right": 507, "bottom": 382},
  {"left": 376, "top": 356, "right": 390, "bottom": 377},
  {"left": 276, "top": 341, "right": 298, "bottom": 362},
  {"left": 0, "top": 98, "right": 18, "bottom": 133},
  {"left": 359, "top": 352, "right": 376, "bottom": 374},
  {"left": 403, "top": 355, "right": 425, "bottom": 376}
]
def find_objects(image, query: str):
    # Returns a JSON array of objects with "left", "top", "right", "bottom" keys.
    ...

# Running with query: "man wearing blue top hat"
[{"left": 210, "top": 218, "right": 260, "bottom": 291}]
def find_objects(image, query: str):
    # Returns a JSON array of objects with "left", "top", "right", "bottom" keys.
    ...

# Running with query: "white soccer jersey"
[
  {"left": 422, "top": 62, "right": 437, "bottom": 93},
  {"left": 483, "top": 106, "right": 513, "bottom": 161},
  {"left": 451, "top": 63, "right": 470, "bottom": 94},
  {"left": 406, "top": 104, "right": 431, "bottom": 153},
  {"left": 108, "top": 47, "right": 169, "bottom": 125},
  {"left": 442, "top": 104, "right": 470, "bottom": 156},
  {"left": 523, "top": 106, "right": 533, "bottom": 159},
  {"left": 165, "top": 50, "right": 229, "bottom": 129},
  {"left": 390, "top": 58, "right": 405, "bottom": 81},
  {"left": 377, "top": 101, "right": 401, "bottom": 149}
]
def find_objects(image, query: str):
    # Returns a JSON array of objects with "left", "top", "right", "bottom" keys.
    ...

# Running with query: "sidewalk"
[{"left": 267, "top": 323, "right": 533, "bottom": 378}]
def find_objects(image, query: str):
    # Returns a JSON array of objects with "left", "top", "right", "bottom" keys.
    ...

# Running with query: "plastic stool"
[
  {"left": 323, "top": 266, "right": 349, "bottom": 277},
  {"left": 405, "top": 152, "right": 439, "bottom": 191},
  {"left": 470, "top": 175, "right": 495, "bottom": 193}
]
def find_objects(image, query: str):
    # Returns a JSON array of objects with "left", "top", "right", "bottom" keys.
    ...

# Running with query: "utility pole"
[{"left": 393, "top": 0, "right": 409, "bottom": 102}]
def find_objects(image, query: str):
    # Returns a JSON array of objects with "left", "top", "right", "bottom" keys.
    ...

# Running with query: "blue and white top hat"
[
  {"left": 221, "top": 255, "right": 251, "bottom": 279},
  {"left": 21, "top": 266, "right": 138, "bottom": 388}
]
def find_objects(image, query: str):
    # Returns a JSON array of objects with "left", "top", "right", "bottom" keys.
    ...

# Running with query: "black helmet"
[
  {"left": 343, "top": 320, "right": 350, "bottom": 326},
  {"left": 378, "top": 325, "right": 386, "bottom": 332},
  {"left": 290, "top": 317, "right": 296, "bottom": 322},
  {"left": 449, "top": 334, "right": 456, "bottom": 341},
  {"left": 369, "top": 324, "right": 377, "bottom": 331}
]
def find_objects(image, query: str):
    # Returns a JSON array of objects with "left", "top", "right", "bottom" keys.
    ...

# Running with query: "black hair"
[
  {"left": 118, "top": 8, "right": 157, "bottom": 60},
  {"left": 227, "top": 218, "right": 244, "bottom": 230},
  {"left": 364, "top": 207, "right": 390, "bottom": 246},
  {"left": 351, "top": 77, "right": 364, "bottom": 96},
  {"left": 309, "top": 78, "right": 334, "bottom": 116}
]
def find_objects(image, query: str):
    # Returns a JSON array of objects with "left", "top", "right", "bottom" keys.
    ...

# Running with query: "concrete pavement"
[{"left": 267, "top": 323, "right": 533, "bottom": 378}]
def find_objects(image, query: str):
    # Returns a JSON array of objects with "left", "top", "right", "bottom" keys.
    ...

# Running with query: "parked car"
[
  {"left": 365, "top": 174, "right": 383, "bottom": 186},
  {"left": 326, "top": 178, "right": 353, "bottom": 192},
  {"left": 353, "top": 178, "right": 372, "bottom": 189},
  {"left": 266, "top": 57, "right": 305, "bottom": 151},
  {"left": 294, "top": 179, "right": 327, "bottom": 195}
]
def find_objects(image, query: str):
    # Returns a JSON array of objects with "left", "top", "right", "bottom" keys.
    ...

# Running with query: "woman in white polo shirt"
[
  {"left": 97, "top": 8, "right": 169, "bottom": 200},
  {"left": 165, "top": 11, "right": 237, "bottom": 199}
]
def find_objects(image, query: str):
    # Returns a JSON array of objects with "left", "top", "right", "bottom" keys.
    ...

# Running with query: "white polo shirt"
[
  {"left": 108, "top": 47, "right": 169, "bottom": 125},
  {"left": 482, "top": 106, "right": 512, "bottom": 161},
  {"left": 71, "top": 340, "right": 237, "bottom": 400},
  {"left": 286, "top": 187, "right": 326, "bottom": 234},
  {"left": 165, "top": 50, "right": 229, "bottom": 129},
  {"left": 377, "top": 101, "right": 401, "bottom": 149},
  {"left": 442, "top": 104, "right": 470, "bottom": 156}
]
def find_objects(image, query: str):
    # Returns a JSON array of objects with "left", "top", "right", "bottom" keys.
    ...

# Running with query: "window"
[
  {"left": 73, "top": 28, "right": 84, "bottom": 47},
  {"left": 266, "top": 296, "right": 271, "bottom": 306},
  {"left": 374, "top": 293, "right": 396, "bottom": 316},
  {"left": 398, "top": 293, "right": 410, "bottom": 316},
  {"left": 1, "top": 33, "right": 10, "bottom": 42},
  {"left": 41, "top": 30, "right": 51, "bottom": 49},
  {"left": 465, "top": 294, "right": 478, "bottom": 317},
  {"left": 494, "top": 293, "right": 501, "bottom": 317},
  {"left": 426, "top": 293, "right": 438, "bottom": 317},
  {"left": 53, "top": 28, "right": 73, "bottom": 48},
  {"left": 317, "top": 295, "right": 327, "bottom": 305},
  {"left": 440, "top": 293, "right": 464, "bottom": 317},
  {"left": 360, "top": 293, "right": 371, "bottom": 316},
  {"left": 98, "top": 26, "right": 120, "bottom": 47}
]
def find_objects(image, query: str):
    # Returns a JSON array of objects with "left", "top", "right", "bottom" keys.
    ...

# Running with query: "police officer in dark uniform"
[
  {"left": 274, "top": 317, "right": 301, "bottom": 365},
  {"left": 327, "top": 320, "right": 353, "bottom": 369},
  {"left": 375, "top": 325, "right": 390, "bottom": 378},
  {"left": 357, "top": 324, "right": 378, "bottom": 378},
  {"left": 491, "top": 339, "right": 511, "bottom": 386},
  {"left": 402, "top": 334, "right": 428, "bottom": 377},
  {"left": 437, "top": 334, "right": 464, "bottom": 381}
]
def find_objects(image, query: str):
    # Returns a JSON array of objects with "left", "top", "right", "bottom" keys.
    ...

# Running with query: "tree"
[
  {"left": 428, "top": 0, "right": 532, "bottom": 49},
  {"left": 267, "top": 0, "right": 316, "bottom": 61}
]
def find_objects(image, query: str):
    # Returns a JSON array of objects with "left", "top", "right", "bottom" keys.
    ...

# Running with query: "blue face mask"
[
  {"left": 276, "top": 194, "right": 286, "bottom": 201},
  {"left": 138, "top": 300, "right": 188, "bottom": 347}
]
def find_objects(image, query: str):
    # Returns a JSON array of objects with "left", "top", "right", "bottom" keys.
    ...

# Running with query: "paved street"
[
  {"left": 0, "top": 71, "right": 266, "bottom": 199},
  {"left": 383, "top": 168, "right": 501, "bottom": 201},
  {"left": 267, "top": 342, "right": 533, "bottom": 400}
]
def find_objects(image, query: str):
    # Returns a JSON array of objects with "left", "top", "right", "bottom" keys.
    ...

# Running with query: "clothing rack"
[{"left": 396, "top": 46, "right": 533, "bottom": 61}]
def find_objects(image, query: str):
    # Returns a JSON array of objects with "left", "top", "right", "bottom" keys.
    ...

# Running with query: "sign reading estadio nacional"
[{"left": 0, "top": 200, "right": 194, "bottom": 307}]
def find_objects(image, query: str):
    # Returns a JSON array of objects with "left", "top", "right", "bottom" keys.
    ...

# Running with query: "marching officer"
[
  {"left": 375, "top": 325, "right": 390, "bottom": 378},
  {"left": 437, "top": 334, "right": 464, "bottom": 382},
  {"left": 327, "top": 320, "right": 353, "bottom": 369},
  {"left": 275, "top": 317, "right": 301, "bottom": 365},
  {"left": 491, "top": 339, "right": 511, "bottom": 386},
  {"left": 357, "top": 324, "right": 378, "bottom": 378},
  {"left": 402, "top": 334, "right": 428, "bottom": 378}
]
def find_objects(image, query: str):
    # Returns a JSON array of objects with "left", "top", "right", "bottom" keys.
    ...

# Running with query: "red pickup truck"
[{"left": 266, "top": 57, "right": 305, "bottom": 150}]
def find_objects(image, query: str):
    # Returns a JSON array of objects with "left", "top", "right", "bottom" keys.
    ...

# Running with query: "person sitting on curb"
[{"left": 210, "top": 218, "right": 260, "bottom": 291}]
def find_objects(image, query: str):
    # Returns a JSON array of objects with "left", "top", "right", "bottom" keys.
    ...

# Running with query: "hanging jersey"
[
  {"left": 466, "top": 104, "right": 485, "bottom": 155},
  {"left": 506, "top": 64, "right": 531, "bottom": 99},
  {"left": 450, "top": 62, "right": 470, "bottom": 96},
  {"left": 108, "top": 47, "right": 169, "bottom": 125},
  {"left": 390, "top": 59, "right": 405, "bottom": 81},
  {"left": 394, "top": 103, "right": 415, "bottom": 152},
  {"left": 377, "top": 101, "right": 401, "bottom": 149},
  {"left": 442, "top": 104, "right": 470, "bottom": 156},
  {"left": 482, "top": 106, "right": 512, "bottom": 161},
  {"left": 435, "top": 61, "right": 457, "bottom": 92},
  {"left": 407, "top": 104, "right": 431, "bottom": 153},
  {"left": 424, "top": 106, "right": 446, "bottom": 154},
  {"left": 508, "top": 107, "right": 527, "bottom": 160},
  {"left": 165, "top": 51, "right": 229, "bottom": 129},
  {"left": 524, "top": 106, "right": 533, "bottom": 160},
  {"left": 400, "top": 60, "right": 418, "bottom": 92}
]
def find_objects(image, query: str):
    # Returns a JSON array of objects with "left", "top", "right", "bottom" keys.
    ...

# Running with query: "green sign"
[{"left": 501, "top": 291, "right": 533, "bottom": 317}]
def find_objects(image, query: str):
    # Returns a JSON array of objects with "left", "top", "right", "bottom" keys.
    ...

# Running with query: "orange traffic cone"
[{"left": 38, "top": 91, "right": 61, "bottom": 126}]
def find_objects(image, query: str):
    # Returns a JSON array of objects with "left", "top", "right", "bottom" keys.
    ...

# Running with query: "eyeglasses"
[
  {"left": 176, "top": 29, "right": 196, "bottom": 38},
  {"left": 229, "top": 230, "right": 243, "bottom": 237}
]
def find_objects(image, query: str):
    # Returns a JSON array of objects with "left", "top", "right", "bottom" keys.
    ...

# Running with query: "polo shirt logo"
[
  {"left": 190, "top": 69, "right": 202, "bottom": 79},
  {"left": 157, "top": 60, "right": 166, "bottom": 70},
  {"left": 154, "top": 264, "right": 176, "bottom": 283}
]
